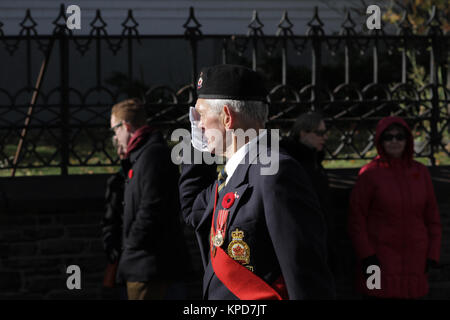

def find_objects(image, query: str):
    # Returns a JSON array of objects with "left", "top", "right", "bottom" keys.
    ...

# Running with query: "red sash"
[{"left": 209, "top": 183, "right": 288, "bottom": 300}]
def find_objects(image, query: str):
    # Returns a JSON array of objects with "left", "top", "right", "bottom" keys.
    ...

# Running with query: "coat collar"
[
  {"left": 120, "top": 130, "right": 162, "bottom": 174},
  {"left": 128, "top": 130, "right": 161, "bottom": 163}
]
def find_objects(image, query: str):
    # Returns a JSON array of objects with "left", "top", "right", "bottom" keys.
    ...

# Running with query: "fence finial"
[
  {"left": 183, "top": 6, "right": 202, "bottom": 37},
  {"left": 121, "top": 9, "right": 139, "bottom": 36},
  {"left": 19, "top": 9, "right": 37, "bottom": 35},
  {"left": 340, "top": 9, "right": 356, "bottom": 36},
  {"left": 52, "top": 4, "right": 69, "bottom": 34},
  {"left": 426, "top": 5, "right": 443, "bottom": 36},
  {"left": 277, "top": 10, "right": 294, "bottom": 36},
  {"left": 248, "top": 10, "right": 264, "bottom": 36},
  {"left": 396, "top": 11, "right": 413, "bottom": 36},
  {"left": 90, "top": 9, "right": 108, "bottom": 34},
  {"left": 306, "top": 6, "right": 324, "bottom": 36}
]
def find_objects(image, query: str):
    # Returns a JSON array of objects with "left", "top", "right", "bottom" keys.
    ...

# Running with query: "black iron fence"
[{"left": 0, "top": 5, "right": 449, "bottom": 176}]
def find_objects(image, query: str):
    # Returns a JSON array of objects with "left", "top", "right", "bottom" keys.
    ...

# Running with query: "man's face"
[
  {"left": 112, "top": 136, "right": 126, "bottom": 160},
  {"left": 195, "top": 99, "right": 227, "bottom": 155},
  {"left": 110, "top": 114, "right": 131, "bottom": 154},
  {"left": 300, "top": 120, "right": 328, "bottom": 151}
]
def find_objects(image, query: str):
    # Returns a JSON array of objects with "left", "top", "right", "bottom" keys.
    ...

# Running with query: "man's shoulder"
[{"left": 138, "top": 132, "right": 169, "bottom": 158}]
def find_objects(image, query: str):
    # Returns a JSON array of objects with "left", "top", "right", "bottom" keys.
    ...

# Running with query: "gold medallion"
[
  {"left": 227, "top": 228, "right": 250, "bottom": 265},
  {"left": 213, "top": 230, "right": 224, "bottom": 247}
]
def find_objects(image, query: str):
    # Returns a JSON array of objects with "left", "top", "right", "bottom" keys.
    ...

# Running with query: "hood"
[{"left": 375, "top": 116, "right": 414, "bottom": 162}]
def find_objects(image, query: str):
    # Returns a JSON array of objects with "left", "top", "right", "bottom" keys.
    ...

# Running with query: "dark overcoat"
[
  {"left": 117, "top": 131, "right": 190, "bottom": 283},
  {"left": 179, "top": 138, "right": 336, "bottom": 299}
]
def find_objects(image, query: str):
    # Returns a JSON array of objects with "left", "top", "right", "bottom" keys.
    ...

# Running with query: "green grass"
[
  {"left": 1, "top": 152, "right": 448, "bottom": 177},
  {"left": 2, "top": 141, "right": 449, "bottom": 176},
  {"left": 322, "top": 159, "right": 371, "bottom": 169},
  {"left": 1, "top": 143, "right": 119, "bottom": 176},
  {"left": 67, "top": 166, "right": 120, "bottom": 175}
]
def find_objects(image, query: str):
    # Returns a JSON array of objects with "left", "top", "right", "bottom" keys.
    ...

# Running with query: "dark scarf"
[{"left": 125, "top": 125, "right": 154, "bottom": 158}]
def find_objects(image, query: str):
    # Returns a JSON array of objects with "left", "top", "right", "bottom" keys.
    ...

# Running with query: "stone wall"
[
  {"left": 0, "top": 175, "right": 202, "bottom": 299},
  {"left": 0, "top": 167, "right": 449, "bottom": 299}
]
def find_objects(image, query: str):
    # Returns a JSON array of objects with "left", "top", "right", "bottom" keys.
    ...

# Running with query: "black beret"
[{"left": 196, "top": 64, "right": 268, "bottom": 102}]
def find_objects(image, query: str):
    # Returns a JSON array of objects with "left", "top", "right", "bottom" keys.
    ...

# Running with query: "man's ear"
[
  {"left": 222, "top": 105, "right": 234, "bottom": 130},
  {"left": 123, "top": 121, "right": 133, "bottom": 133}
]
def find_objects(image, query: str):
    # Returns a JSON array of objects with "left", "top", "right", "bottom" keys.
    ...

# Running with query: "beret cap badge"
[{"left": 197, "top": 72, "right": 203, "bottom": 89}]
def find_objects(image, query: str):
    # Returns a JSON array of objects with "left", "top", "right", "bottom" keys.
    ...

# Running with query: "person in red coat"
[{"left": 348, "top": 116, "right": 441, "bottom": 299}]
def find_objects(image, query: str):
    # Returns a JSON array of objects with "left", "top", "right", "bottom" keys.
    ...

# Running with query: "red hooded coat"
[{"left": 348, "top": 116, "right": 441, "bottom": 298}]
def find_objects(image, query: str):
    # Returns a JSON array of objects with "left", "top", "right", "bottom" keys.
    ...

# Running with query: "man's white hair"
[{"left": 206, "top": 99, "right": 269, "bottom": 126}]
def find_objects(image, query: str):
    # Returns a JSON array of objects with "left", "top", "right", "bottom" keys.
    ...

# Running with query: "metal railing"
[{"left": 0, "top": 5, "right": 448, "bottom": 176}]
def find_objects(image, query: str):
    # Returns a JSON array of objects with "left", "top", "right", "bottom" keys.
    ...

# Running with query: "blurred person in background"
[
  {"left": 348, "top": 116, "right": 441, "bottom": 299},
  {"left": 101, "top": 136, "right": 126, "bottom": 298},
  {"left": 280, "top": 112, "right": 337, "bottom": 277},
  {"left": 110, "top": 98, "right": 191, "bottom": 300}
]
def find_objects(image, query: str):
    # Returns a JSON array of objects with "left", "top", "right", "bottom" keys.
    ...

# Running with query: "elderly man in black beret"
[{"left": 179, "top": 64, "right": 335, "bottom": 300}]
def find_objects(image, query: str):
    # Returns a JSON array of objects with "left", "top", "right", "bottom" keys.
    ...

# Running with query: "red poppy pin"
[
  {"left": 222, "top": 192, "right": 235, "bottom": 209},
  {"left": 128, "top": 169, "right": 134, "bottom": 179}
]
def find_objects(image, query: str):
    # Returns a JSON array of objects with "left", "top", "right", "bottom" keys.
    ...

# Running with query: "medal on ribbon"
[
  {"left": 213, "top": 209, "right": 229, "bottom": 248},
  {"left": 213, "top": 230, "right": 224, "bottom": 247}
]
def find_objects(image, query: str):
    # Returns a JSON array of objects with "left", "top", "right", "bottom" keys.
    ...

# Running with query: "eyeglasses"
[
  {"left": 382, "top": 133, "right": 406, "bottom": 142},
  {"left": 313, "top": 129, "right": 327, "bottom": 137},
  {"left": 110, "top": 121, "right": 123, "bottom": 134}
]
